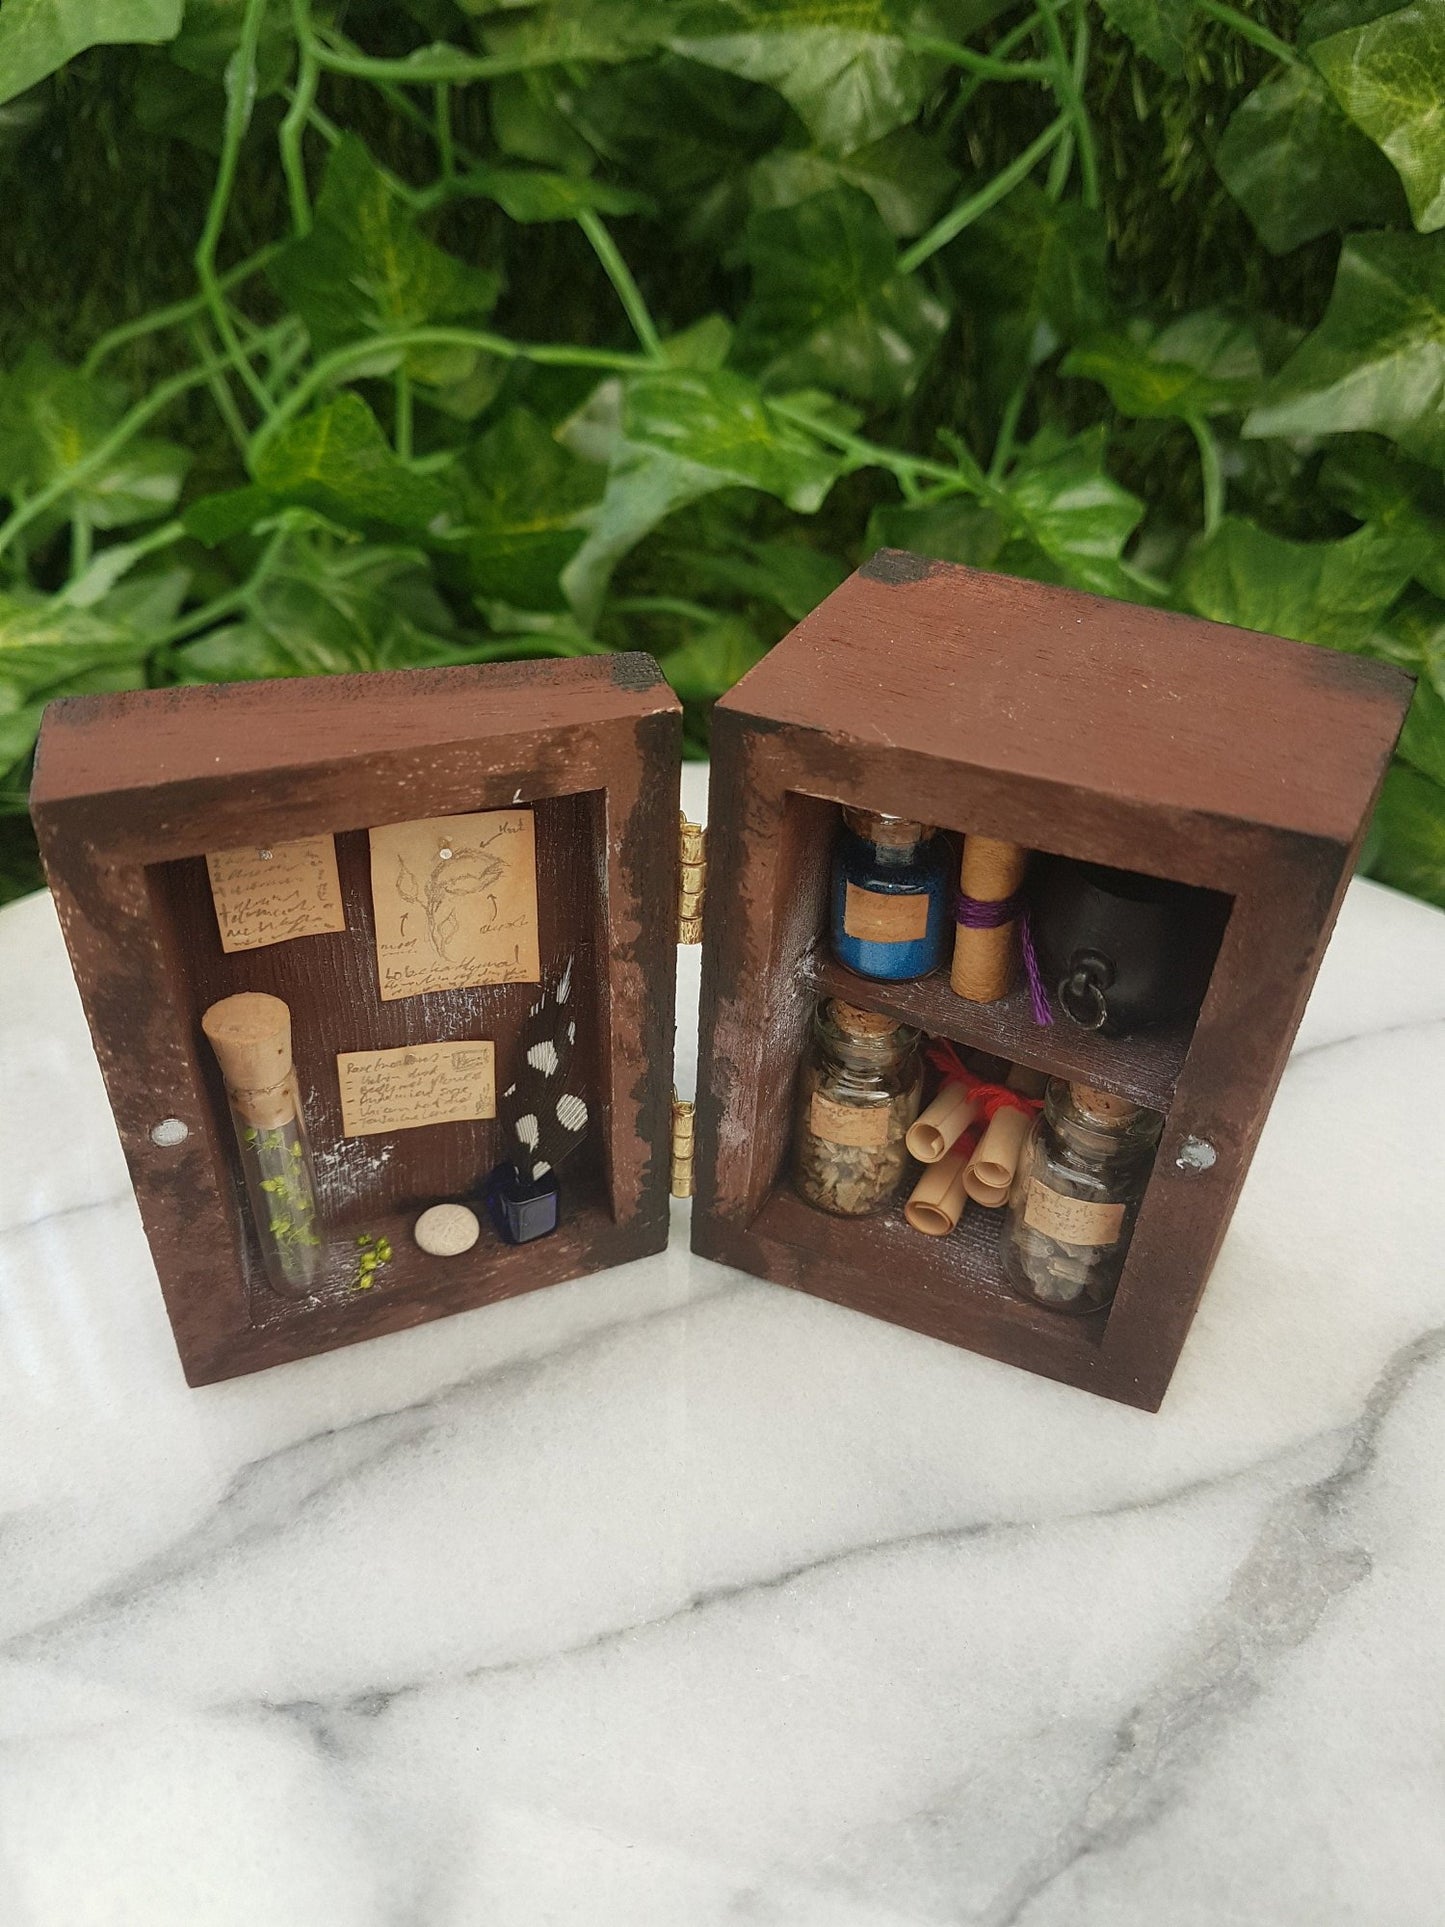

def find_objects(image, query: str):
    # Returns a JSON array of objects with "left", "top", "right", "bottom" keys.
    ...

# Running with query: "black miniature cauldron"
[{"left": 1031, "top": 857, "right": 1221, "bottom": 1037}]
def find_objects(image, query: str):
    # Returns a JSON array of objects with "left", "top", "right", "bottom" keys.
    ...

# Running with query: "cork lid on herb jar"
[
  {"left": 827, "top": 998, "right": 905, "bottom": 1038},
  {"left": 1069, "top": 1083, "right": 1140, "bottom": 1127},
  {"left": 841, "top": 808, "right": 935, "bottom": 848}
]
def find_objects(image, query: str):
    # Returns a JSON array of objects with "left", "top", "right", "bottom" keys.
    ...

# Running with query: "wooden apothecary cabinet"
[{"left": 32, "top": 552, "right": 1410, "bottom": 1407}]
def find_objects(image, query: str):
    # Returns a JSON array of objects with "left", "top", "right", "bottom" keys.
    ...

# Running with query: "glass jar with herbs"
[
  {"left": 830, "top": 810, "right": 951, "bottom": 981},
  {"left": 1000, "top": 1081, "right": 1161, "bottom": 1313},
  {"left": 792, "top": 999, "right": 921, "bottom": 1216}
]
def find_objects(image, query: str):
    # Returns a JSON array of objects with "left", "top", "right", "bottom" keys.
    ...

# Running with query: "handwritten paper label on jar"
[
  {"left": 843, "top": 882, "right": 929, "bottom": 945},
  {"left": 369, "top": 810, "right": 540, "bottom": 1001},
  {"left": 337, "top": 1040, "right": 496, "bottom": 1137},
  {"left": 1023, "top": 1182, "right": 1125, "bottom": 1247},
  {"left": 810, "top": 1091, "right": 890, "bottom": 1149},
  {"left": 206, "top": 836, "right": 345, "bottom": 952}
]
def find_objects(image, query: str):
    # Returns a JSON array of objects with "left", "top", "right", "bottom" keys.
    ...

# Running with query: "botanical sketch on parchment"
[{"left": 369, "top": 809, "right": 540, "bottom": 1000}]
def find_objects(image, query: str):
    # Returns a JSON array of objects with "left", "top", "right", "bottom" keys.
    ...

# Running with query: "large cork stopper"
[
  {"left": 202, "top": 993, "right": 297, "bottom": 1129},
  {"left": 950, "top": 835, "right": 1029, "bottom": 1004}
]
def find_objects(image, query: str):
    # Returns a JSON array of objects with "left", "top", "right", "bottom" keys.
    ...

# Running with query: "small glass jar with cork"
[
  {"left": 792, "top": 999, "right": 922, "bottom": 1216},
  {"left": 1000, "top": 1080, "right": 1161, "bottom": 1313}
]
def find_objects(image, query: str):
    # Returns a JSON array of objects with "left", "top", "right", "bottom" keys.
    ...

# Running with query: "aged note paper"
[
  {"left": 368, "top": 810, "right": 540, "bottom": 1001},
  {"left": 205, "top": 835, "right": 346, "bottom": 952},
  {"left": 336, "top": 1040, "right": 496, "bottom": 1137}
]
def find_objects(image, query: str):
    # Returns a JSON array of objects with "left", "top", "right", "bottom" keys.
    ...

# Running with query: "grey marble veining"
[{"left": 2, "top": 765, "right": 1445, "bottom": 1923}]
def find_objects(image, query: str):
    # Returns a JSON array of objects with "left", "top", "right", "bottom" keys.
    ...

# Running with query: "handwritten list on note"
[
  {"left": 206, "top": 835, "right": 346, "bottom": 953},
  {"left": 336, "top": 1039, "right": 496, "bottom": 1138}
]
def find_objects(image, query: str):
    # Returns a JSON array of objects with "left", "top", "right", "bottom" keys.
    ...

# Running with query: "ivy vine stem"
[
  {"left": 0, "top": 348, "right": 272, "bottom": 563},
  {"left": 1187, "top": 415, "right": 1225, "bottom": 536},
  {"left": 898, "top": 115, "right": 1070, "bottom": 273},
  {"left": 194, "top": 0, "right": 275, "bottom": 418},
  {"left": 576, "top": 209, "right": 665, "bottom": 361},
  {"left": 250, "top": 329, "right": 657, "bottom": 459}
]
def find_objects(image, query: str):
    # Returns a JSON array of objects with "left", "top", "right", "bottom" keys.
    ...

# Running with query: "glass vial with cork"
[
  {"left": 830, "top": 809, "right": 951, "bottom": 981},
  {"left": 1000, "top": 1080, "right": 1161, "bottom": 1313},
  {"left": 202, "top": 992, "right": 323, "bottom": 1299},
  {"left": 792, "top": 998, "right": 922, "bottom": 1215}
]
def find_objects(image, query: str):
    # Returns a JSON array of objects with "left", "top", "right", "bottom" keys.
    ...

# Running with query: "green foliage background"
[{"left": 2, "top": 0, "right": 1444, "bottom": 906}]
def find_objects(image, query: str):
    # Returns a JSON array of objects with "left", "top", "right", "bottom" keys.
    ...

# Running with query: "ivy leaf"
[
  {"left": 945, "top": 183, "right": 1108, "bottom": 410},
  {"left": 1244, "top": 230, "right": 1445, "bottom": 465},
  {"left": 1214, "top": 66, "right": 1407, "bottom": 255},
  {"left": 659, "top": 614, "right": 769, "bottom": 702},
  {"left": 562, "top": 52, "right": 788, "bottom": 251},
  {"left": 0, "top": 346, "right": 188, "bottom": 528},
  {"left": 455, "top": 165, "right": 652, "bottom": 222},
  {"left": 269, "top": 136, "right": 500, "bottom": 383},
  {"left": 672, "top": 539, "right": 848, "bottom": 618},
  {"left": 478, "top": 0, "right": 667, "bottom": 66},
  {"left": 1365, "top": 762, "right": 1445, "bottom": 906},
  {"left": 251, "top": 393, "right": 453, "bottom": 533},
  {"left": 866, "top": 493, "right": 1010, "bottom": 569},
  {"left": 1311, "top": 0, "right": 1445, "bottom": 232},
  {"left": 610, "top": 368, "right": 843, "bottom": 508},
  {"left": 0, "top": 594, "right": 152, "bottom": 698},
  {"left": 0, "top": 0, "right": 181, "bottom": 107},
  {"left": 175, "top": 540, "right": 463, "bottom": 682},
  {"left": 749, "top": 128, "right": 957, "bottom": 238},
  {"left": 1371, "top": 589, "right": 1445, "bottom": 692},
  {"left": 1398, "top": 671, "right": 1445, "bottom": 784},
  {"left": 866, "top": 429, "right": 1146, "bottom": 600},
  {"left": 998, "top": 429, "right": 1147, "bottom": 599},
  {"left": 561, "top": 367, "right": 844, "bottom": 621},
  {"left": 670, "top": 0, "right": 928, "bottom": 153},
  {"left": 456, "top": 407, "right": 604, "bottom": 610},
  {"left": 1320, "top": 437, "right": 1445, "bottom": 598},
  {"left": 1095, "top": 0, "right": 1197, "bottom": 75},
  {"left": 1063, "top": 311, "right": 1265, "bottom": 420},
  {"left": 736, "top": 187, "right": 949, "bottom": 406},
  {"left": 1178, "top": 516, "right": 1425, "bottom": 649}
]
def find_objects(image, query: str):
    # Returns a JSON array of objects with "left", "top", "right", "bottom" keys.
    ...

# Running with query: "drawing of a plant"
[{"left": 395, "top": 829, "right": 508, "bottom": 961}]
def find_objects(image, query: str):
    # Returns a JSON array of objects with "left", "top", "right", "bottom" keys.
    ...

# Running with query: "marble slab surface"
[{"left": 2, "top": 763, "right": 1445, "bottom": 1924}]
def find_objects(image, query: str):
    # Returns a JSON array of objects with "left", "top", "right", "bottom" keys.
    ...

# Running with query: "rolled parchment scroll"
[
  {"left": 950, "top": 836, "right": 1028, "bottom": 1003},
  {"left": 905, "top": 1081, "right": 981, "bottom": 1164},
  {"left": 962, "top": 1104, "right": 1032, "bottom": 1206},
  {"left": 904, "top": 1149, "right": 970, "bottom": 1237}
]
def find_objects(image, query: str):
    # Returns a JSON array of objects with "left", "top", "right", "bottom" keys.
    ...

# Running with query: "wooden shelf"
[
  {"left": 737, "top": 1185, "right": 1108, "bottom": 1383},
  {"left": 804, "top": 950, "right": 1191, "bottom": 1111}
]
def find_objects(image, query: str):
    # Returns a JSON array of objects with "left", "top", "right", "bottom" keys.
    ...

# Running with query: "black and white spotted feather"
[{"left": 499, "top": 956, "right": 588, "bottom": 1181}]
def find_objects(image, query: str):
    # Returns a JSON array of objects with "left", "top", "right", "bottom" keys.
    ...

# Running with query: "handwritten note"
[
  {"left": 206, "top": 835, "right": 346, "bottom": 952},
  {"left": 368, "top": 810, "right": 540, "bottom": 1001},
  {"left": 336, "top": 1039, "right": 496, "bottom": 1137}
]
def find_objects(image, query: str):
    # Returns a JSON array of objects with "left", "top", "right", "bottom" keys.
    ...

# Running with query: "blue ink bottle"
[{"left": 830, "top": 809, "right": 951, "bottom": 981}]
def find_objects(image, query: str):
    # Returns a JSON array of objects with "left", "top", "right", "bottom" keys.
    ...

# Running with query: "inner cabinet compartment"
[
  {"left": 147, "top": 790, "right": 614, "bottom": 1326},
  {"left": 731, "top": 789, "right": 1232, "bottom": 1340},
  {"left": 692, "top": 552, "right": 1412, "bottom": 1411},
  {"left": 31, "top": 655, "right": 682, "bottom": 1385}
]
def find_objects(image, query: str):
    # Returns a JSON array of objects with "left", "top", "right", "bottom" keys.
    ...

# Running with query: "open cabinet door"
[{"left": 32, "top": 655, "right": 682, "bottom": 1384}]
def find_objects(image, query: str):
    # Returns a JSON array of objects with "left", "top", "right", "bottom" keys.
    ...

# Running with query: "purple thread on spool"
[{"left": 955, "top": 889, "right": 1054, "bottom": 1027}]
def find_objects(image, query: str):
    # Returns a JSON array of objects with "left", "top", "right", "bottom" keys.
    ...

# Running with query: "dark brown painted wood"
[
  {"left": 691, "top": 554, "right": 1411, "bottom": 1411},
  {"left": 32, "top": 657, "right": 682, "bottom": 1385}
]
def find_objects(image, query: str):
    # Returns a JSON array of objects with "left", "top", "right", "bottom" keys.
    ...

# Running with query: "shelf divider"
[{"left": 804, "top": 949, "right": 1191, "bottom": 1111}]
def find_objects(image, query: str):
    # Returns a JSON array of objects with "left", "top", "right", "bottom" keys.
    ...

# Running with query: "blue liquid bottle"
[{"left": 830, "top": 809, "right": 951, "bottom": 981}]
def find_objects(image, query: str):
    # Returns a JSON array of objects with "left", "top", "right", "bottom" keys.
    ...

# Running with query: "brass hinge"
[
  {"left": 678, "top": 814, "right": 706, "bottom": 944},
  {"left": 670, "top": 1091, "right": 696, "bottom": 1198}
]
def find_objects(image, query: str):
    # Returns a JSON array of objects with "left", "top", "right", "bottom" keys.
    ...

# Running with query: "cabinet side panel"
[
  {"left": 692, "top": 712, "right": 833, "bottom": 1233},
  {"left": 1100, "top": 830, "right": 1355, "bottom": 1407}
]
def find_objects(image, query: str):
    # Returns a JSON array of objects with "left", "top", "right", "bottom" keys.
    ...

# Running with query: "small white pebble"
[{"left": 414, "top": 1202, "right": 480, "bottom": 1257}]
